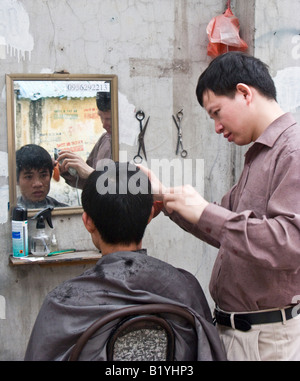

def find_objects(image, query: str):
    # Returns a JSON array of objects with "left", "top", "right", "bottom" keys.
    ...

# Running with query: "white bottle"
[
  {"left": 51, "top": 234, "right": 58, "bottom": 252},
  {"left": 12, "top": 206, "right": 28, "bottom": 257}
]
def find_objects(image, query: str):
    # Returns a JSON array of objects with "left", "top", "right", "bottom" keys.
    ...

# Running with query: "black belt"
[{"left": 214, "top": 306, "right": 298, "bottom": 332}]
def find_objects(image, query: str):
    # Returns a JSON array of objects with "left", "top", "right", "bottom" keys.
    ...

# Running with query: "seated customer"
[
  {"left": 24, "top": 162, "right": 226, "bottom": 361},
  {"left": 16, "top": 144, "right": 68, "bottom": 209}
]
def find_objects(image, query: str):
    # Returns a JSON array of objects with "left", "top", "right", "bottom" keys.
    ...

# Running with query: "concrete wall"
[
  {"left": 255, "top": 0, "right": 300, "bottom": 123},
  {"left": 0, "top": 0, "right": 298, "bottom": 360}
]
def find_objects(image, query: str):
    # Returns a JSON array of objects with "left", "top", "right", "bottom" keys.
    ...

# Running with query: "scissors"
[
  {"left": 172, "top": 109, "right": 187, "bottom": 158},
  {"left": 134, "top": 110, "right": 150, "bottom": 164}
]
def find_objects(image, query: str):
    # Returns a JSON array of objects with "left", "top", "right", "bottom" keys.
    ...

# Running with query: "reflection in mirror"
[
  {"left": 16, "top": 144, "right": 69, "bottom": 209},
  {"left": 6, "top": 74, "right": 119, "bottom": 215}
]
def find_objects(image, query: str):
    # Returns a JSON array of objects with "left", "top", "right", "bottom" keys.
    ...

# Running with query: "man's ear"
[
  {"left": 147, "top": 205, "right": 155, "bottom": 225},
  {"left": 82, "top": 212, "right": 96, "bottom": 233},
  {"left": 236, "top": 83, "right": 252, "bottom": 104}
]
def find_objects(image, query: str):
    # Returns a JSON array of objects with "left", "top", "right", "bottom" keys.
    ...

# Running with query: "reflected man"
[
  {"left": 58, "top": 91, "right": 112, "bottom": 189},
  {"left": 16, "top": 144, "right": 68, "bottom": 209}
]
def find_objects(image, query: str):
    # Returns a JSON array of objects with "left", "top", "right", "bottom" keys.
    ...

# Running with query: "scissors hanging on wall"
[
  {"left": 133, "top": 110, "right": 150, "bottom": 164},
  {"left": 172, "top": 109, "right": 187, "bottom": 158}
]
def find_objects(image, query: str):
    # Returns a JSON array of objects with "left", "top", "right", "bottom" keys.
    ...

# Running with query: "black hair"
[
  {"left": 96, "top": 91, "right": 111, "bottom": 112},
  {"left": 16, "top": 144, "right": 53, "bottom": 181},
  {"left": 81, "top": 161, "right": 153, "bottom": 245},
  {"left": 196, "top": 52, "right": 277, "bottom": 106}
]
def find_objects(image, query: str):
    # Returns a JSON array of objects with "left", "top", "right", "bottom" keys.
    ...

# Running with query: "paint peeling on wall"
[
  {"left": 118, "top": 91, "right": 139, "bottom": 146},
  {"left": 0, "top": 295, "right": 5, "bottom": 320},
  {"left": 0, "top": 151, "right": 9, "bottom": 224},
  {"left": 274, "top": 67, "right": 300, "bottom": 112},
  {"left": 0, "top": 0, "right": 34, "bottom": 61}
]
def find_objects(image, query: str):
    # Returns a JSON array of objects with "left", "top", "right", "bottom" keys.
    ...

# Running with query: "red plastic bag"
[{"left": 206, "top": 1, "right": 248, "bottom": 57}]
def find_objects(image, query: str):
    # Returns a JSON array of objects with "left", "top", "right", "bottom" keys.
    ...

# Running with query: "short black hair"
[
  {"left": 196, "top": 52, "right": 277, "bottom": 106},
  {"left": 96, "top": 91, "right": 111, "bottom": 112},
  {"left": 81, "top": 162, "right": 153, "bottom": 245},
  {"left": 16, "top": 144, "right": 53, "bottom": 181}
]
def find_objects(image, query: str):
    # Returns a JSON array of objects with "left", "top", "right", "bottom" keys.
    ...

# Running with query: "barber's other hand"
[
  {"left": 163, "top": 185, "right": 209, "bottom": 224},
  {"left": 58, "top": 151, "right": 94, "bottom": 179}
]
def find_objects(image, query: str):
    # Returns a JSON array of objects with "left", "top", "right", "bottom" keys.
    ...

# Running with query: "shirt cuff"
[{"left": 197, "top": 203, "right": 233, "bottom": 242}]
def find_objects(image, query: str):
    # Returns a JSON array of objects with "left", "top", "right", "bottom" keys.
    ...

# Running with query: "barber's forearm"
[{"left": 163, "top": 205, "right": 220, "bottom": 248}]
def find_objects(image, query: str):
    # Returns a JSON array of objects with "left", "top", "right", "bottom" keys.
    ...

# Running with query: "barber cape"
[
  {"left": 17, "top": 195, "right": 68, "bottom": 209},
  {"left": 24, "top": 250, "right": 226, "bottom": 361}
]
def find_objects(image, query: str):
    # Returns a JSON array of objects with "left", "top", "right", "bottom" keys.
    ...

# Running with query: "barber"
[{"left": 144, "top": 52, "right": 300, "bottom": 361}]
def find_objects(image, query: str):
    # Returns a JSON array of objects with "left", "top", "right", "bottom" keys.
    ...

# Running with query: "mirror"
[{"left": 6, "top": 73, "right": 119, "bottom": 216}]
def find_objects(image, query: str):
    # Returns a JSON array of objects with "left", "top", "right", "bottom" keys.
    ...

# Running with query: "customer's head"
[
  {"left": 81, "top": 161, "right": 153, "bottom": 246},
  {"left": 96, "top": 91, "right": 111, "bottom": 112},
  {"left": 196, "top": 52, "right": 277, "bottom": 107},
  {"left": 16, "top": 144, "right": 53, "bottom": 203},
  {"left": 96, "top": 91, "right": 111, "bottom": 134}
]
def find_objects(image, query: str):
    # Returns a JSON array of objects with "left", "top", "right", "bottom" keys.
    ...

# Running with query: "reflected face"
[
  {"left": 18, "top": 168, "right": 51, "bottom": 203},
  {"left": 98, "top": 110, "right": 112, "bottom": 135}
]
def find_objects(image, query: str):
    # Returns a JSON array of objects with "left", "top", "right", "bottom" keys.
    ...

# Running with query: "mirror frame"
[{"left": 6, "top": 73, "right": 119, "bottom": 216}]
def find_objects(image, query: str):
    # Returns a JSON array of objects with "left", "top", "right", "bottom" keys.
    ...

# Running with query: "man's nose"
[
  {"left": 215, "top": 121, "right": 224, "bottom": 134},
  {"left": 32, "top": 178, "right": 43, "bottom": 187}
]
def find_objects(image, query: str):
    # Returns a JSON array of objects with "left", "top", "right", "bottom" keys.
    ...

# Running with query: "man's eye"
[{"left": 39, "top": 171, "right": 49, "bottom": 178}]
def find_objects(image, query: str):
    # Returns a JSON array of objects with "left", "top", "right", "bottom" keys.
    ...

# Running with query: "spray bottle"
[
  {"left": 30, "top": 207, "right": 54, "bottom": 256},
  {"left": 12, "top": 206, "right": 28, "bottom": 258}
]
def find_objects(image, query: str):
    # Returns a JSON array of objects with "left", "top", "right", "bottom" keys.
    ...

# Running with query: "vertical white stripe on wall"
[{"left": 0, "top": 152, "right": 9, "bottom": 224}]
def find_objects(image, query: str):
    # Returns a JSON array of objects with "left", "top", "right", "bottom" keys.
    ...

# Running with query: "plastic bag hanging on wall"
[{"left": 206, "top": 0, "right": 248, "bottom": 57}]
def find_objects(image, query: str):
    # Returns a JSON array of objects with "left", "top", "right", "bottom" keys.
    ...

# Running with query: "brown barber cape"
[{"left": 24, "top": 250, "right": 226, "bottom": 361}]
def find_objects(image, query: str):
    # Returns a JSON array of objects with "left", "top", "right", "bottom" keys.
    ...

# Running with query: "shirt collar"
[{"left": 255, "top": 112, "right": 297, "bottom": 148}]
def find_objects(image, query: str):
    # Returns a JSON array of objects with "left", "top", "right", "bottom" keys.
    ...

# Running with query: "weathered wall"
[
  {"left": 2, "top": 0, "right": 298, "bottom": 360},
  {"left": 255, "top": 0, "right": 300, "bottom": 123}
]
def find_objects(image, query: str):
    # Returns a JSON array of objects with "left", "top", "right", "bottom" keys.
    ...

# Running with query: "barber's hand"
[
  {"left": 137, "top": 165, "right": 167, "bottom": 201},
  {"left": 163, "top": 185, "right": 209, "bottom": 224},
  {"left": 58, "top": 151, "right": 94, "bottom": 179}
]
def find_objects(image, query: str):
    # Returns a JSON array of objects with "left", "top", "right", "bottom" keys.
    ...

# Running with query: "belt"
[{"left": 214, "top": 306, "right": 299, "bottom": 332}]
